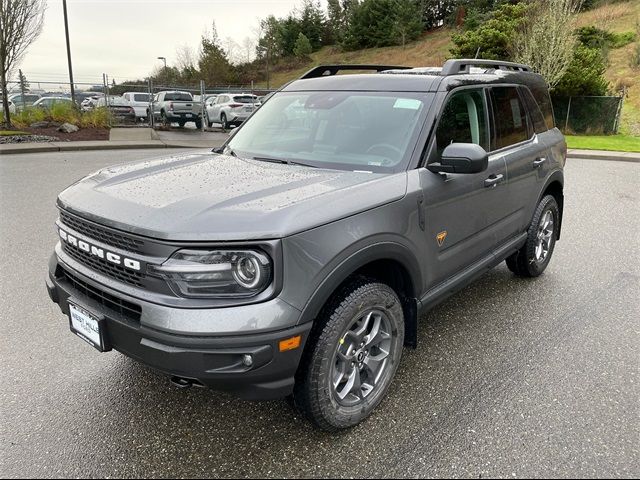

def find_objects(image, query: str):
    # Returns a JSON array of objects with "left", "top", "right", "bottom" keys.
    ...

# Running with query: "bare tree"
[
  {"left": 0, "top": 0, "right": 46, "bottom": 127},
  {"left": 175, "top": 44, "right": 196, "bottom": 72},
  {"left": 512, "top": 0, "right": 584, "bottom": 89},
  {"left": 223, "top": 37, "right": 241, "bottom": 65},
  {"left": 241, "top": 36, "right": 255, "bottom": 63}
]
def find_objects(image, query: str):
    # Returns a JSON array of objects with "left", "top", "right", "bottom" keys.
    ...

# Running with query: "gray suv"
[{"left": 47, "top": 60, "right": 565, "bottom": 431}]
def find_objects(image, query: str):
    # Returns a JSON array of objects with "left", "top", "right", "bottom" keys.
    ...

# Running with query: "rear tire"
[
  {"left": 292, "top": 278, "right": 405, "bottom": 431},
  {"left": 195, "top": 119, "right": 202, "bottom": 129},
  {"left": 161, "top": 111, "right": 170, "bottom": 127},
  {"left": 220, "top": 113, "right": 228, "bottom": 130},
  {"left": 506, "top": 195, "right": 559, "bottom": 277},
  {"left": 178, "top": 121, "right": 186, "bottom": 128}
]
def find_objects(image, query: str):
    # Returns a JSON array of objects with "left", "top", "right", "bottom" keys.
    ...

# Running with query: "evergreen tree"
[
  {"left": 294, "top": 32, "right": 313, "bottom": 58},
  {"left": 198, "top": 22, "right": 234, "bottom": 85}
]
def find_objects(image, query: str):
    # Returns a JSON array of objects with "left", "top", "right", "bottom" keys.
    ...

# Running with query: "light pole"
[
  {"left": 63, "top": 0, "right": 76, "bottom": 104},
  {"left": 157, "top": 57, "right": 167, "bottom": 85}
]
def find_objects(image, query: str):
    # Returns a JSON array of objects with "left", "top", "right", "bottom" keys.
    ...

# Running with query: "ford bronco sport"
[{"left": 47, "top": 59, "right": 565, "bottom": 431}]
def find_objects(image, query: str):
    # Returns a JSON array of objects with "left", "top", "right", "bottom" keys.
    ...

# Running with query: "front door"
[{"left": 420, "top": 87, "right": 511, "bottom": 288}]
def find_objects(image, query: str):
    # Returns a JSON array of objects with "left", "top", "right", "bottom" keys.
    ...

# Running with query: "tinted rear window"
[
  {"left": 164, "top": 92, "right": 192, "bottom": 101},
  {"left": 490, "top": 87, "right": 530, "bottom": 150},
  {"left": 133, "top": 94, "right": 150, "bottom": 102},
  {"left": 233, "top": 96, "right": 257, "bottom": 104}
]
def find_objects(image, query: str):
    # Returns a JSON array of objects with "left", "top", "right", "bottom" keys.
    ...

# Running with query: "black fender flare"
[
  {"left": 538, "top": 169, "right": 564, "bottom": 239},
  {"left": 297, "top": 241, "right": 423, "bottom": 347}
]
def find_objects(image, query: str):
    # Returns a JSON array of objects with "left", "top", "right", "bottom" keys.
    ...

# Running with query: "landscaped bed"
[
  {"left": 565, "top": 134, "right": 640, "bottom": 153},
  {"left": 0, "top": 126, "right": 109, "bottom": 144}
]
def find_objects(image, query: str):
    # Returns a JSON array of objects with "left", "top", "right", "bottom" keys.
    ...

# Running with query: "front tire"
[
  {"left": 293, "top": 278, "right": 405, "bottom": 431},
  {"left": 506, "top": 194, "right": 559, "bottom": 277}
]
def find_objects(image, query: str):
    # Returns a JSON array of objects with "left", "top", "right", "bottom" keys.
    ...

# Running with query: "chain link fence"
[
  {"left": 552, "top": 96, "right": 624, "bottom": 135},
  {"left": 4, "top": 74, "right": 274, "bottom": 130}
]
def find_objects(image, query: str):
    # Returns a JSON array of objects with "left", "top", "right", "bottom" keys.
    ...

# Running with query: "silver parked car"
[
  {"left": 33, "top": 97, "right": 74, "bottom": 109},
  {"left": 205, "top": 93, "right": 259, "bottom": 129}
]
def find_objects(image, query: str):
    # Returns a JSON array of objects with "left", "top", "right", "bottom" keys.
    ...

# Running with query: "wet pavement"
[{"left": 0, "top": 150, "right": 638, "bottom": 478}]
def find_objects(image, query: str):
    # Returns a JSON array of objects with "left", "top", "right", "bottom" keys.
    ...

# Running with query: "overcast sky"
[{"left": 18, "top": 0, "right": 322, "bottom": 89}]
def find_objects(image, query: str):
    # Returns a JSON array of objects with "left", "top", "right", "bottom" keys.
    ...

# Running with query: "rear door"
[{"left": 488, "top": 86, "right": 546, "bottom": 235}]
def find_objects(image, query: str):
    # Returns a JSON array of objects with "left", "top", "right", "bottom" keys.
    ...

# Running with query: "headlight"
[{"left": 149, "top": 249, "right": 272, "bottom": 298}]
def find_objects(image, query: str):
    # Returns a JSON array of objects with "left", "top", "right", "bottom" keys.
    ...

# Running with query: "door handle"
[
  {"left": 484, "top": 173, "right": 504, "bottom": 188},
  {"left": 533, "top": 157, "right": 547, "bottom": 168}
]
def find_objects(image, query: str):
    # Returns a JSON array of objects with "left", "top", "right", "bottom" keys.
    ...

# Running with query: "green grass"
[
  {"left": 0, "top": 130, "right": 30, "bottom": 136},
  {"left": 565, "top": 134, "right": 640, "bottom": 152}
]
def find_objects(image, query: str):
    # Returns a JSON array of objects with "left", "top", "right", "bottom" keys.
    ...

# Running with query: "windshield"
[{"left": 227, "top": 91, "right": 431, "bottom": 172}]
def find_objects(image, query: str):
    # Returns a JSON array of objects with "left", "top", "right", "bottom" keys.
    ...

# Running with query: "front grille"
[
  {"left": 60, "top": 210, "right": 145, "bottom": 254},
  {"left": 57, "top": 267, "right": 142, "bottom": 322},
  {"left": 62, "top": 241, "right": 144, "bottom": 287}
]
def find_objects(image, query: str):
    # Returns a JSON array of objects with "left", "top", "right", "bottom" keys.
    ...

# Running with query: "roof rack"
[
  {"left": 300, "top": 64, "right": 412, "bottom": 79},
  {"left": 441, "top": 59, "right": 531, "bottom": 76}
]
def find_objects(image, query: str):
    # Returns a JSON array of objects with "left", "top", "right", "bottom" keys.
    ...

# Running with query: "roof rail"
[
  {"left": 300, "top": 64, "right": 412, "bottom": 79},
  {"left": 441, "top": 59, "right": 531, "bottom": 76}
]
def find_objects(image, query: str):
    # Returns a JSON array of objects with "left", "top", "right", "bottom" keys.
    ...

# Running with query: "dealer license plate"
[{"left": 69, "top": 303, "right": 104, "bottom": 351}]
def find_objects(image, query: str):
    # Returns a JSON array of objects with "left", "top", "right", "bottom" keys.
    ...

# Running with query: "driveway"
[{"left": 0, "top": 150, "right": 638, "bottom": 478}]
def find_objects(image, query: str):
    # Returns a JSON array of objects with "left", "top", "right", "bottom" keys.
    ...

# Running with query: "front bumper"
[{"left": 47, "top": 255, "right": 311, "bottom": 400}]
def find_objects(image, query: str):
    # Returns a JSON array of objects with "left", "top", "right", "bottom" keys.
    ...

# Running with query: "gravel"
[{"left": 0, "top": 134, "right": 59, "bottom": 144}]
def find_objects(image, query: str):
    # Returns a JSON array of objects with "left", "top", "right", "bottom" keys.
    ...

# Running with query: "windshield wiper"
[{"left": 252, "top": 156, "right": 317, "bottom": 168}]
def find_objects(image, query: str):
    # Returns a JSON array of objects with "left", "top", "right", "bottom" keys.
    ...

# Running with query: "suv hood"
[{"left": 57, "top": 151, "right": 408, "bottom": 241}]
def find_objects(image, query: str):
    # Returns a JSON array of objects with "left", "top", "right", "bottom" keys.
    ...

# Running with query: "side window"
[
  {"left": 520, "top": 87, "right": 547, "bottom": 134},
  {"left": 434, "top": 89, "right": 489, "bottom": 157},
  {"left": 490, "top": 86, "right": 529, "bottom": 150}
]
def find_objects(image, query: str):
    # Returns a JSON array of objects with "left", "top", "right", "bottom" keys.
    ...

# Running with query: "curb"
[
  {"left": 0, "top": 140, "right": 222, "bottom": 155},
  {"left": 566, "top": 150, "right": 640, "bottom": 163}
]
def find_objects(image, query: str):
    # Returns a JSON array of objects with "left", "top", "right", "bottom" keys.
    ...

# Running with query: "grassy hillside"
[{"left": 261, "top": 0, "right": 640, "bottom": 135}]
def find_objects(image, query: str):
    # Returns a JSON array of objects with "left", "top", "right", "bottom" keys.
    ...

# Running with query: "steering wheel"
[{"left": 366, "top": 143, "right": 402, "bottom": 166}]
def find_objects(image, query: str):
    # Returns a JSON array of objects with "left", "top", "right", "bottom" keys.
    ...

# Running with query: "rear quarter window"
[
  {"left": 528, "top": 81, "right": 555, "bottom": 130},
  {"left": 520, "top": 87, "right": 548, "bottom": 134},
  {"left": 490, "top": 86, "right": 530, "bottom": 150}
]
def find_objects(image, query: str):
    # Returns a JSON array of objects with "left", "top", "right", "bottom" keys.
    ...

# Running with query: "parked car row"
[{"left": 1, "top": 88, "right": 266, "bottom": 129}]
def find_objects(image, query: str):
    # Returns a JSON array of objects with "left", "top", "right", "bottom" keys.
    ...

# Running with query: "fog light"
[{"left": 242, "top": 354, "right": 253, "bottom": 367}]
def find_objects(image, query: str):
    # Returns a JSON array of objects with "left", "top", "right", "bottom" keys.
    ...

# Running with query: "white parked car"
[
  {"left": 122, "top": 92, "right": 151, "bottom": 120},
  {"left": 9, "top": 93, "right": 42, "bottom": 110},
  {"left": 204, "top": 93, "right": 259, "bottom": 129},
  {"left": 0, "top": 99, "right": 16, "bottom": 114}
]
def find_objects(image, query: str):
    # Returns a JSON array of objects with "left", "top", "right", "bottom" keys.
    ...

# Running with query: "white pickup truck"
[
  {"left": 122, "top": 92, "right": 152, "bottom": 121},
  {"left": 152, "top": 90, "right": 202, "bottom": 128}
]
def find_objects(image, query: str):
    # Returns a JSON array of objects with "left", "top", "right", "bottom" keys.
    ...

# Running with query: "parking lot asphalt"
[{"left": 0, "top": 150, "right": 638, "bottom": 478}]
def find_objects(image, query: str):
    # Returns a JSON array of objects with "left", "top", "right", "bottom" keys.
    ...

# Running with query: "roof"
[{"left": 285, "top": 59, "right": 546, "bottom": 93}]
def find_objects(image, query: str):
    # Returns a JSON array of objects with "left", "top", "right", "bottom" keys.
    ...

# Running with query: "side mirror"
[{"left": 428, "top": 143, "right": 488, "bottom": 174}]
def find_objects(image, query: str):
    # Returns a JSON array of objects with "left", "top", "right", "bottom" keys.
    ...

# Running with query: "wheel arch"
[
  {"left": 539, "top": 171, "right": 564, "bottom": 239},
  {"left": 297, "top": 242, "right": 422, "bottom": 349}
]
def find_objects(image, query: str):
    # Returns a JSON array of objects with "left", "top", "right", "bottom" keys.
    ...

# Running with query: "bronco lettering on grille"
[{"left": 59, "top": 228, "right": 142, "bottom": 271}]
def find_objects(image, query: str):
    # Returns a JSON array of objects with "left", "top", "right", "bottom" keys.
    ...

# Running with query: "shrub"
[
  {"left": 552, "top": 45, "right": 609, "bottom": 97},
  {"left": 11, "top": 105, "right": 110, "bottom": 129},
  {"left": 576, "top": 26, "right": 636, "bottom": 50}
]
